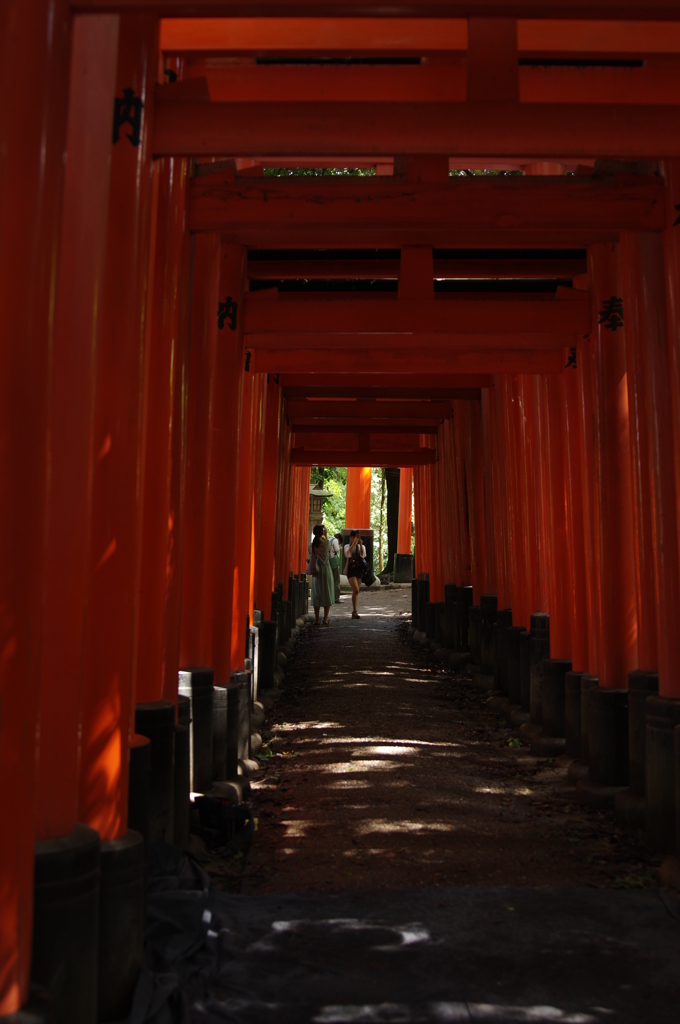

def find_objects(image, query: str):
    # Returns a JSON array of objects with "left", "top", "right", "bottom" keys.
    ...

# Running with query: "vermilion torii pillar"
[
  {"left": 31, "top": 15, "right": 118, "bottom": 1020},
  {"left": 437, "top": 420, "right": 456, "bottom": 586},
  {"left": 465, "top": 399, "right": 488, "bottom": 603},
  {"left": 619, "top": 235, "right": 659, "bottom": 677},
  {"left": 255, "top": 377, "right": 282, "bottom": 612},
  {"left": 0, "top": 0, "right": 71, "bottom": 1013},
  {"left": 580, "top": 243, "right": 638, "bottom": 800},
  {"left": 274, "top": 423, "right": 293, "bottom": 588},
  {"left": 135, "top": 153, "right": 190, "bottom": 712},
  {"left": 563, "top": 357, "right": 591, "bottom": 678},
  {"left": 179, "top": 233, "right": 221, "bottom": 669},
  {"left": 132, "top": 149, "right": 191, "bottom": 847},
  {"left": 76, "top": 14, "right": 159, "bottom": 1022},
  {"left": 397, "top": 469, "right": 413, "bottom": 556},
  {"left": 453, "top": 404, "right": 472, "bottom": 587},
  {"left": 621, "top": 228, "right": 680, "bottom": 852},
  {"left": 203, "top": 243, "right": 247, "bottom": 686},
  {"left": 79, "top": 12, "right": 157, "bottom": 837},
  {"left": 345, "top": 467, "right": 371, "bottom": 529},
  {"left": 232, "top": 371, "right": 266, "bottom": 671}
]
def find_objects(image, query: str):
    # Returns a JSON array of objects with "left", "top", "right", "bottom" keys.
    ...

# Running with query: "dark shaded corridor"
[{"left": 136, "top": 591, "right": 680, "bottom": 1024}]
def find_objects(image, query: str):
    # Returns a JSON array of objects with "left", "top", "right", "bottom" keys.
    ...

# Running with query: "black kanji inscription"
[
  {"left": 217, "top": 296, "right": 238, "bottom": 331},
  {"left": 112, "top": 88, "right": 144, "bottom": 147},
  {"left": 565, "top": 347, "right": 577, "bottom": 370},
  {"left": 245, "top": 350, "right": 251, "bottom": 372},
  {"left": 598, "top": 296, "right": 624, "bottom": 333}
]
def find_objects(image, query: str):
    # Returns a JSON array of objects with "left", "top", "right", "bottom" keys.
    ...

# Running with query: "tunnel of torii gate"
[{"left": 8, "top": 2, "right": 680, "bottom": 1020}]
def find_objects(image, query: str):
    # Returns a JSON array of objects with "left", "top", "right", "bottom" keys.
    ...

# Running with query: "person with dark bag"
[{"left": 344, "top": 530, "right": 367, "bottom": 619}]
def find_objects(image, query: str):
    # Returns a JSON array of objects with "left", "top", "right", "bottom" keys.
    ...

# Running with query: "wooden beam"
[
  {"left": 286, "top": 398, "right": 453, "bottom": 419},
  {"left": 190, "top": 177, "right": 664, "bottom": 247},
  {"left": 71, "top": 5, "right": 680, "bottom": 24},
  {"left": 182, "top": 63, "right": 680, "bottom": 106},
  {"left": 248, "top": 257, "right": 587, "bottom": 280},
  {"left": 292, "top": 423, "right": 439, "bottom": 433},
  {"left": 244, "top": 293, "right": 590, "bottom": 338},
  {"left": 291, "top": 447, "right": 436, "bottom": 467},
  {"left": 251, "top": 331, "right": 575, "bottom": 352},
  {"left": 157, "top": 100, "right": 680, "bottom": 159},
  {"left": 291, "top": 417, "right": 444, "bottom": 428},
  {"left": 279, "top": 372, "right": 493, "bottom": 388},
  {"left": 251, "top": 347, "right": 566, "bottom": 373},
  {"left": 284, "top": 386, "right": 482, "bottom": 399}
]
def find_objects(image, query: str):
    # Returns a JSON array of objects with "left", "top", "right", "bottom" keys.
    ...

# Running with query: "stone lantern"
[{"left": 308, "top": 483, "right": 332, "bottom": 543}]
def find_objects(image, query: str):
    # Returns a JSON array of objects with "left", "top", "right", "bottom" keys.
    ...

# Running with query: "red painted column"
[
  {"left": 480, "top": 389, "right": 498, "bottom": 596},
  {"left": 413, "top": 467, "right": 424, "bottom": 576},
  {"left": 0, "top": 0, "right": 72, "bottom": 1010},
  {"left": 465, "top": 400, "right": 488, "bottom": 603},
  {"left": 489, "top": 380, "right": 509, "bottom": 609},
  {"left": 544, "top": 374, "right": 573, "bottom": 662},
  {"left": 397, "top": 468, "right": 413, "bottom": 553},
  {"left": 296, "top": 466, "right": 312, "bottom": 573},
  {"left": 662, "top": 160, "right": 680, "bottom": 578},
  {"left": 435, "top": 422, "right": 452, "bottom": 584},
  {"left": 628, "top": 231, "right": 680, "bottom": 693},
  {"left": 531, "top": 375, "right": 552, "bottom": 615},
  {"left": 250, "top": 373, "right": 267, "bottom": 620},
  {"left": 444, "top": 419, "right": 463, "bottom": 585},
  {"left": 503, "top": 375, "right": 529, "bottom": 628},
  {"left": 79, "top": 13, "right": 159, "bottom": 839},
  {"left": 564, "top": 362, "right": 591, "bottom": 673},
  {"left": 232, "top": 366, "right": 258, "bottom": 671},
  {"left": 345, "top": 467, "right": 371, "bottom": 528},
  {"left": 429, "top": 448, "right": 444, "bottom": 601},
  {"left": 135, "top": 154, "right": 190, "bottom": 704},
  {"left": 274, "top": 426, "right": 293, "bottom": 586},
  {"left": 35, "top": 13, "right": 118, "bottom": 845},
  {"left": 516, "top": 376, "right": 539, "bottom": 616},
  {"left": 202, "top": 243, "right": 247, "bottom": 686},
  {"left": 453, "top": 404, "right": 472, "bottom": 586},
  {"left": 659, "top": 161, "right": 680, "bottom": 700},
  {"left": 588, "top": 243, "right": 638, "bottom": 687},
  {"left": 577, "top": 339, "right": 602, "bottom": 676},
  {"left": 179, "top": 234, "right": 220, "bottom": 668},
  {"left": 255, "top": 377, "right": 282, "bottom": 612},
  {"left": 619, "top": 234, "right": 659, "bottom": 674}
]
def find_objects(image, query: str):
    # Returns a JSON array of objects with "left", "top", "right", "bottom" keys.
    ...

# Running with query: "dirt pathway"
[{"left": 213, "top": 589, "right": 658, "bottom": 895}]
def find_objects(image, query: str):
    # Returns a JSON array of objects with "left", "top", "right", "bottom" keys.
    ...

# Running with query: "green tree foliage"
[
  {"left": 310, "top": 466, "right": 347, "bottom": 538},
  {"left": 264, "top": 167, "right": 376, "bottom": 177}
]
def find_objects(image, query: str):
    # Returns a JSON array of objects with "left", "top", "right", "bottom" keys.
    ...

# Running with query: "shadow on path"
[{"left": 134, "top": 591, "right": 680, "bottom": 1023}]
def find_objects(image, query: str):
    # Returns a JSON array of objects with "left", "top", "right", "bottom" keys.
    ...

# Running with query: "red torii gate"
[{"left": 5, "top": 5, "right": 680, "bottom": 1022}]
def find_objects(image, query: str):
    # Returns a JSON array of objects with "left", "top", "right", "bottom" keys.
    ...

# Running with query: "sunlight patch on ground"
[
  {"left": 280, "top": 819, "right": 314, "bottom": 837},
  {"left": 325, "top": 779, "right": 373, "bottom": 790},
  {"left": 355, "top": 745, "right": 421, "bottom": 757},
  {"left": 314, "top": 1004, "right": 604, "bottom": 1023},
  {"left": 317, "top": 736, "right": 461, "bottom": 749},
  {"left": 274, "top": 721, "right": 343, "bottom": 732},
  {"left": 318, "top": 760, "right": 405, "bottom": 774},
  {"left": 316, "top": 682, "right": 395, "bottom": 691},
  {"left": 356, "top": 819, "right": 456, "bottom": 835}
]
